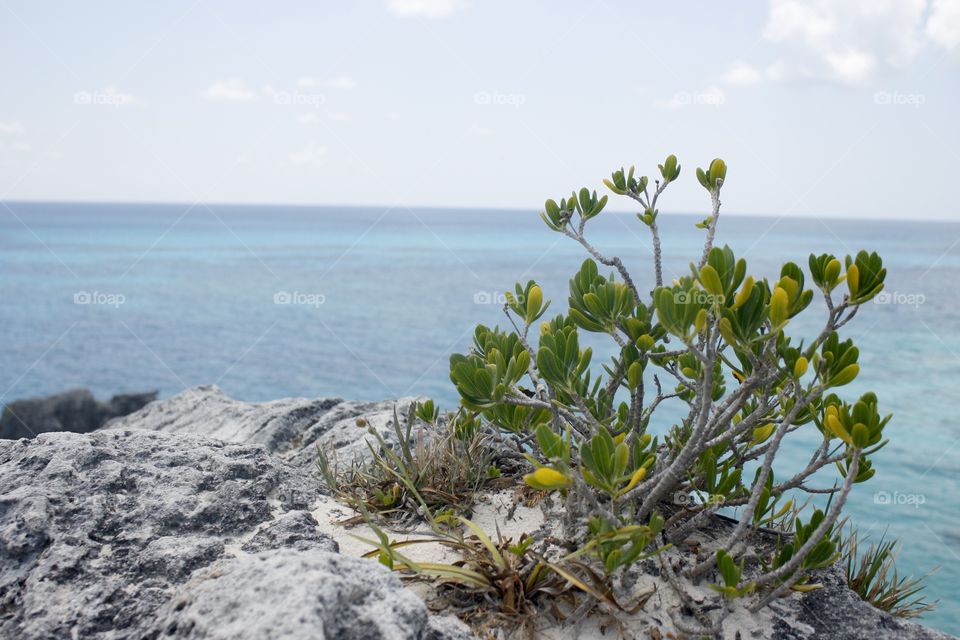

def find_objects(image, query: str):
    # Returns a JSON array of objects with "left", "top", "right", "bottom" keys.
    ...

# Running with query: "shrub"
[{"left": 444, "top": 155, "right": 896, "bottom": 623}]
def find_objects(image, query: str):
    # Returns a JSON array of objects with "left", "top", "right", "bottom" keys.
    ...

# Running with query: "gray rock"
[
  {"left": 771, "top": 562, "right": 954, "bottom": 640},
  {"left": 425, "top": 616, "right": 477, "bottom": 640},
  {"left": 0, "top": 429, "right": 318, "bottom": 639},
  {"left": 0, "top": 388, "right": 158, "bottom": 439},
  {"left": 241, "top": 511, "right": 338, "bottom": 554},
  {"left": 0, "top": 427, "right": 470, "bottom": 640},
  {"left": 691, "top": 515, "right": 955, "bottom": 639},
  {"left": 106, "top": 384, "right": 427, "bottom": 472},
  {"left": 149, "top": 549, "right": 471, "bottom": 640}
]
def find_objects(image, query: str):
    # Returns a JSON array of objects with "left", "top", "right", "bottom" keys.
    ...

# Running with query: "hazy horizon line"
[{"left": 2, "top": 198, "right": 957, "bottom": 225}]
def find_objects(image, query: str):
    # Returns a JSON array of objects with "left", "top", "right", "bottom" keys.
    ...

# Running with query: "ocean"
[{"left": 2, "top": 201, "right": 958, "bottom": 633}]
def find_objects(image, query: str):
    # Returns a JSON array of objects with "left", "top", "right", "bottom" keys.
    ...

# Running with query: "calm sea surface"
[{"left": 2, "top": 202, "right": 958, "bottom": 632}]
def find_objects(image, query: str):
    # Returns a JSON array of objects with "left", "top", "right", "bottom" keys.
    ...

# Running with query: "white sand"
[{"left": 310, "top": 490, "right": 807, "bottom": 639}]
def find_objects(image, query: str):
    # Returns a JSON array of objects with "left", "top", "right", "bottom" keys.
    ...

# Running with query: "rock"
[
  {"left": 681, "top": 516, "right": 956, "bottom": 640},
  {"left": 106, "top": 384, "right": 426, "bottom": 471},
  {"left": 3, "top": 388, "right": 950, "bottom": 640},
  {"left": 0, "top": 388, "right": 158, "bottom": 439},
  {"left": 148, "top": 549, "right": 472, "bottom": 640},
  {"left": 0, "top": 429, "right": 318, "bottom": 639},
  {"left": 425, "top": 616, "right": 477, "bottom": 640},
  {"left": 240, "top": 511, "right": 338, "bottom": 554},
  {"left": 771, "top": 561, "right": 955, "bottom": 640},
  {"left": 0, "top": 427, "right": 469, "bottom": 640}
]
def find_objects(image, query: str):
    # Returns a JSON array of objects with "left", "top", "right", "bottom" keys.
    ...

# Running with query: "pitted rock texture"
[
  {"left": 106, "top": 384, "right": 424, "bottom": 471},
  {"left": 0, "top": 427, "right": 470, "bottom": 640},
  {"left": 240, "top": 511, "right": 338, "bottom": 554},
  {"left": 0, "top": 429, "right": 318, "bottom": 639},
  {"left": 770, "top": 562, "right": 954, "bottom": 640},
  {"left": 148, "top": 549, "right": 471, "bottom": 640}
]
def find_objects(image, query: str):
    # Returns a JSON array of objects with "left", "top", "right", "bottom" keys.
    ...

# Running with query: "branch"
[
  {"left": 561, "top": 227, "right": 641, "bottom": 303},
  {"left": 750, "top": 448, "right": 861, "bottom": 609},
  {"left": 698, "top": 188, "right": 722, "bottom": 268}
]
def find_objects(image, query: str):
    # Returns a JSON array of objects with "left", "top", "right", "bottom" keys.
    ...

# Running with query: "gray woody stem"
[
  {"left": 562, "top": 227, "right": 641, "bottom": 303},
  {"left": 749, "top": 448, "right": 861, "bottom": 611},
  {"left": 698, "top": 187, "right": 722, "bottom": 268}
]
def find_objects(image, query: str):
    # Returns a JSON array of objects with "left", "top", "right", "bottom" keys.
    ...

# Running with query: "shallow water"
[{"left": 2, "top": 202, "right": 958, "bottom": 633}]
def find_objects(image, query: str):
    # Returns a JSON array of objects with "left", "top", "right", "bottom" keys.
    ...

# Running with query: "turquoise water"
[{"left": 2, "top": 202, "right": 958, "bottom": 633}]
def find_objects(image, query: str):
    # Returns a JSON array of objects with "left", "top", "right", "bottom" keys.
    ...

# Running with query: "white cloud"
[
  {"left": 0, "top": 121, "right": 24, "bottom": 135},
  {"left": 927, "top": 0, "right": 960, "bottom": 50},
  {"left": 823, "top": 48, "right": 877, "bottom": 84},
  {"left": 765, "top": 60, "right": 789, "bottom": 82},
  {"left": 719, "top": 62, "right": 765, "bottom": 86},
  {"left": 202, "top": 79, "right": 258, "bottom": 102},
  {"left": 386, "top": 0, "right": 466, "bottom": 19},
  {"left": 759, "top": 0, "right": 929, "bottom": 86},
  {"left": 8, "top": 141, "right": 31, "bottom": 153},
  {"left": 289, "top": 144, "right": 328, "bottom": 166}
]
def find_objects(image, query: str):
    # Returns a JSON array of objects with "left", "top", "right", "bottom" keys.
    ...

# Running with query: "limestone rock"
[
  {"left": 106, "top": 384, "right": 425, "bottom": 472},
  {"left": 149, "top": 549, "right": 472, "bottom": 640},
  {"left": 0, "top": 388, "right": 157, "bottom": 439}
]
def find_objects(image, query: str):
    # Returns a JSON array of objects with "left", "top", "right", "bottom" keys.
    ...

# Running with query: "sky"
[{"left": 0, "top": 0, "right": 958, "bottom": 219}]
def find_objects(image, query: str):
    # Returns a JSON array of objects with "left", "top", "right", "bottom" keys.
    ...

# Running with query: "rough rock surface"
[
  {"left": 770, "top": 562, "right": 954, "bottom": 640},
  {"left": 1, "top": 386, "right": 952, "bottom": 640},
  {"left": 148, "top": 549, "right": 458, "bottom": 640},
  {"left": 240, "top": 511, "right": 338, "bottom": 554},
  {"left": 0, "top": 428, "right": 468, "bottom": 640},
  {"left": 0, "top": 388, "right": 157, "bottom": 439},
  {"left": 106, "top": 384, "right": 423, "bottom": 471}
]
